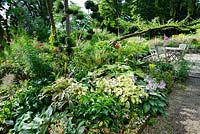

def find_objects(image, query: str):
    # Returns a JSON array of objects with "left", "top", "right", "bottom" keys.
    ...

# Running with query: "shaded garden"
[{"left": 1, "top": 0, "right": 200, "bottom": 134}]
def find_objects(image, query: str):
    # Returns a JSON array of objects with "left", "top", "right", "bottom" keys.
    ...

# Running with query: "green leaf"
[
  {"left": 149, "top": 100, "right": 157, "bottom": 106},
  {"left": 45, "top": 106, "right": 53, "bottom": 117},
  {"left": 130, "top": 97, "right": 136, "bottom": 104},
  {"left": 143, "top": 103, "right": 150, "bottom": 113},
  {"left": 147, "top": 117, "right": 155, "bottom": 125},
  {"left": 151, "top": 107, "right": 158, "bottom": 115},
  {"left": 157, "top": 101, "right": 166, "bottom": 107},
  {"left": 19, "top": 129, "right": 34, "bottom": 134},
  {"left": 5, "top": 120, "right": 14, "bottom": 125},
  {"left": 125, "top": 101, "right": 130, "bottom": 109},
  {"left": 134, "top": 69, "right": 145, "bottom": 78},
  {"left": 78, "top": 126, "right": 85, "bottom": 134}
]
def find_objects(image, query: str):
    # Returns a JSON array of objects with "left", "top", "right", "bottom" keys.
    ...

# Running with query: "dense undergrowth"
[{"left": 0, "top": 30, "right": 198, "bottom": 133}]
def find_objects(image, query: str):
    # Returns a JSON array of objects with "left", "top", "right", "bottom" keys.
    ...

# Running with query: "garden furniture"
[{"left": 165, "top": 44, "right": 188, "bottom": 62}]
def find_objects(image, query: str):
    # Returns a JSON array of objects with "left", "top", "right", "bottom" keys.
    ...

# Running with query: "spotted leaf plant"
[{"left": 95, "top": 73, "right": 148, "bottom": 109}]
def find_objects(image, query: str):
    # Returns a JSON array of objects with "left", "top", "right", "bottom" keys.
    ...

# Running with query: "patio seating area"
[{"left": 144, "top": 44, "right": 188, "bottom": 63}]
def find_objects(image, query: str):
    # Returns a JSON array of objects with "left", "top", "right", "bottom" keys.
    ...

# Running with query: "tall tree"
[
  {"left": 0, "top": 0, "right": 52, "bottom": 41},
  {"left": 46, "top": 0, "right": 57, "bottom": 40},
  {"left": 0, "top": 1, "right": 10, "bottom": 53},
  {"left": 133, "top": 0, "right": 200, "bottom": 21},
  {"left": 99, "top": 0, "right": 124, "bottom": 35},
  {"left": 65, "top": 0, "right": 70, "bottom": 37}
]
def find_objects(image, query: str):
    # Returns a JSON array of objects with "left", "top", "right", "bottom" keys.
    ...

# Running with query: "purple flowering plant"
[{"left": 144, "top": 75, "right": 166, "bottom": 91}]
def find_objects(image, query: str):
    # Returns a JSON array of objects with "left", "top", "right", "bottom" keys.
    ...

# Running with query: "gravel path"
[{"left": 141, "top": 77, "right": 200, "bottom": 134}]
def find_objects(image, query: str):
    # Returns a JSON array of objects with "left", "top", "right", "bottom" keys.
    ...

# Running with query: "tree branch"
[{"left": 109, "top": 25, "right": 180, "bottom": 46}]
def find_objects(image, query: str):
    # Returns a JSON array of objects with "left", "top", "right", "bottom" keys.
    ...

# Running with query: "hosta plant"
[{"left": 142, "top": 91, "right": 167, "bottom": 116}]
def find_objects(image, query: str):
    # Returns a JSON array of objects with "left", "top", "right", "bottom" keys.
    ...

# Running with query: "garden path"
[
  {"left": 142, "top": 54, "right": 200, "bottom": 134},
  {"left": 184, "top": 54, "right": 200, "bottom": 77}
]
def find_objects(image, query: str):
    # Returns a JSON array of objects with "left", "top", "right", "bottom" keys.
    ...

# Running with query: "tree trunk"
[
  {"left": 65, "top": 0, "right": 70, "bottom": 37},
  {"left": 46, "top": 0, "right": 56, "bottom": 39}
]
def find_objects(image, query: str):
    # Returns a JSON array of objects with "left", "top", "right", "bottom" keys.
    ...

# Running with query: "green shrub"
[
  {"left": 119, "top": 39, "right": 149, "bottom": 60},
  {"left": 174, "top": 60, "right": 189, "bottom": 82},
  {"left": 76, "top": 92, "right": 123, "bottom": 132},
  {"left": 70, "top": 37, "right": 149, "bottom": 80},
  {"left": 147, "top": 62, "right": 175, "bottom": 89},
  {"left": 95, "top": 73, "right": 148, "bottom": 108},
  {"left": 69, "top": 41, "right": 117, "bottom": 80},
  {"left": 142, "top": 91, "right": 167, "bottom": 116},
  {"left": 3, "top": 35, "right": 52, "bottom": 79}
]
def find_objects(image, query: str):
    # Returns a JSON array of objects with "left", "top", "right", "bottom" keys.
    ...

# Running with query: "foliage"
[
  {"left": 132, "top": 0, "right": 200, "bottom": 21},
  {"left": 41, "top": 77, "right": 88, "bottom": 111},
  {"left": 146, "top": 62, "right": 175, "bottom": 89},
  {"left": 75, "top": 93, "right": 123, "bottom": 132},
  {"left": 69, "top": 34, "right": 149, "bottom": 80},
  {"left": 142, "top": 91, "right": 167, "bottom": 116},
  {"left": 95, "top": 73, "right": 148, "bottom": 108},
  {"left": 5, "top": 34, "right": 52, "bottom": 79},
  {"left": 0, "top": 0, "right": 196, "bottom": 133},
  {"left": 174, "top": 60, "right": 189, "bottom": 82},
  {"left": 119, "top": 39, "right": 149, "bottom": 60},
  {"left": 4, "top": 0, "right": 50, "bottom": 41},
  {"left": 13, "top": 108, "right": 51, "bottom": 134},
  {"left": 69, "top": 40, "right": 116, "bottom": 80},
  {"left": 98, "top": 0, "right": 123, "bottom": 29},
  {"left": 150, "top": 33, "right": 200, "bottom": 49},
  {"left": 0, "top": 32, "right": 71, "bottom": 81},
  {"left": 0, "top": 98, "right": 15, "bottom": 132},
  {"left": 40, "top": 76, "right": 142, "bottom": 133},
  {"left": 49, "top": 112, "right": 85, "bottom": 134}
]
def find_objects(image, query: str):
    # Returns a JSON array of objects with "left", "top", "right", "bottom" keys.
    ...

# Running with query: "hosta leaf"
[
  {"left": 78, "top": 126, "right": 85, "bottom": 134},
  {"left": 120, "top": 96, "right": 128, "bottom": 103},
  {"left": 143, "top": 103, "right": 150, "bottom": 113},
  {"left": 5, "top": 120, "right": 14, "bottom": 125},
  {"left": 33, "top": 116, "right": 43, "bottom": 124},
  {"left": 20, "top": 124, "right": 32, "bottom": 130},
  {"left": 157, "top": 101, "right": 167, "bottom": 107},
  {"left": 149, "top": 100, "right": 157, "bottom": 106},
  {"left": 125, "top": 101, "right": 130, "bottom": 109},
  {"left": 22, "top": 122, "right": 39, "bottom": 130},
  {"left": 19, "top": 130, "right": 34, "bottom": 134},
  {"left": 131, "top": 97, "right": 136, "bottom": 104}
]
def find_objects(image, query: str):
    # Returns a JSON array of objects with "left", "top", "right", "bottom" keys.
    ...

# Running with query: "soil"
[{"left": 141, "top": 77, "right": 200, "bottom": 134}]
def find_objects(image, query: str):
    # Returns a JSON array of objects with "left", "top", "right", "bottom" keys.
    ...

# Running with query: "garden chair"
[
  {"left": 143, "top": 45, "right": 167, "bottom": 62},
  {"left": 178, "top": 44, "right": 188, "bottom": 60},
  {"left": 165, "top": 44, "right": 188, "bottom": 63},
  {"left": 156, "top": 46, "right": 167, "bottom": 61},
  {"left": 179, "top": 44, "right": 187, "bottom": 50},
  {"left": 143, "top": 45, "right": 159, "bottom": 61}
]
